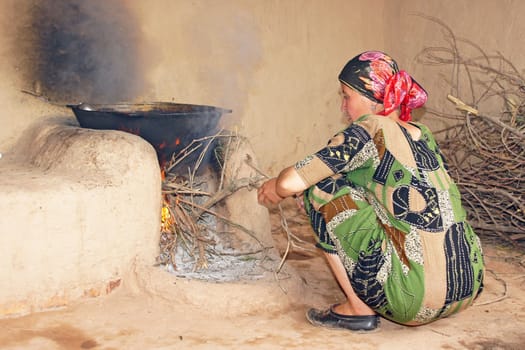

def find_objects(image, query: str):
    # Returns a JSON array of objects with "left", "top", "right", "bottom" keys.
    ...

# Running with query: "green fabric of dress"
[{"left": 296, "top": 114, "right": 484, "bottom": 325}]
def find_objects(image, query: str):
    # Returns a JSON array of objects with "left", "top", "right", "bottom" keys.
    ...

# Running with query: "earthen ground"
[{"left": 1, "top": 203, "right": 524, "bottom": 350}]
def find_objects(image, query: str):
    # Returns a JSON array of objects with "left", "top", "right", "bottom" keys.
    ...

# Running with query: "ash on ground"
[{"left": 163, "top": 245, "right": 273, "bottom": 282}]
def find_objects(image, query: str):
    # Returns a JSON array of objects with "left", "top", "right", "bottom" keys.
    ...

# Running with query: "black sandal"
[{"left": 306, "top": 305, "right": 379, "bottom": 332}]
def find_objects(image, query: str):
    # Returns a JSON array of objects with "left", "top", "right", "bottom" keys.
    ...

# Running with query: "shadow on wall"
[{"left": 13, "top": 0, "right": 148, "bottom": 105}]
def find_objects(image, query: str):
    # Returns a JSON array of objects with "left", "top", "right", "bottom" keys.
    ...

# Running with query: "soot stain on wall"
[{"left": 16, "top": 0, "right": 146, "bottom": 104}]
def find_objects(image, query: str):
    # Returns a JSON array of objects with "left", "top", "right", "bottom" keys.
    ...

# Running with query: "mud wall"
[
  {"left": 0, "top": 0, "right": 384, "bottom": 173},
  {"left": 384, "top": 0, "right": 525, "bottom": 133},
  {"left": 1, "top": 0, "right": 523, "bottom": 172}
]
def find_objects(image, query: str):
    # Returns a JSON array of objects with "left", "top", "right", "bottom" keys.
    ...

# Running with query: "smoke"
[
  {"left": 179, "top": 5, "right": 263, "bottom": 118},
  {"left": 16, "top": 0, "right": 147, "bottom": 104}
]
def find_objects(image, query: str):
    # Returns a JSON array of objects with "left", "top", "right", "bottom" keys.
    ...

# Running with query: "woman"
[{"left": 257, "top": 51, "right": 484, "bottom": 332}]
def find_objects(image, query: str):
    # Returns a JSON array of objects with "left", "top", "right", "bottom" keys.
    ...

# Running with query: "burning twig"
[
  {"left": 158, "top": 131, "right": 277, "bottom": 272},
  {"left": 158, "top": 130, "right": 314, "bottom": 281},
  {"left": 176, "top": 196, "right": 266, "bottom": 255},
  {"left": 192, "top": 176, "right": 264, "bottom": 217}
]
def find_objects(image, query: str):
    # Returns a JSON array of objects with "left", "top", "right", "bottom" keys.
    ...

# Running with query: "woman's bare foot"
[{"left": 332, "top": 300, "right": 376, "bottom": 316}]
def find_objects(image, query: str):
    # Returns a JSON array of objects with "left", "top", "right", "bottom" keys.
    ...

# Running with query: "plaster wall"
[
  {"left": 383, "top": 0, "right": 525, "bottom": 131},
  {"left": 1, "top": 1, "right": 524, "bottom": 171},
  {"left": 2, "top": 1, "right": 522, "bottom": 172},
  {"left": 128, "top": 0, "right": 525, "bottom": 172},
  {"left": 0, "top": 0, "right": 386, "bottom": 173}
]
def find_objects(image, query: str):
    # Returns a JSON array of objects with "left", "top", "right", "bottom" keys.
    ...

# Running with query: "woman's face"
[{"left": 340, "top": 83, "right": 376, "bottom": 123}]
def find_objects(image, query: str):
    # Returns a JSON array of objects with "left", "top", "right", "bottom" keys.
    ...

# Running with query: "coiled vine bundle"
[{"left": 415, "top": 15, "right": 524, "bottom": 249}]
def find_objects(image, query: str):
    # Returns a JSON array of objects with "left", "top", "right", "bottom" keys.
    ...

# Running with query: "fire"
[
  {"left": 160, "top": 169, "right": 175, "bottom": 232},
  {"left": 161, "top": 203, "right": 174, "bottom": 232},
  {"left": 158, "top": 138, "right": 179, "bottom": 151}
]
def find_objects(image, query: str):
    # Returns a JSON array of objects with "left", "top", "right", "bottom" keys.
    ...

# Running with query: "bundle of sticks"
[
  {"left": 156, "top": 132, "right": 266, "bottom": 271},
  {"left": 415, "top": 15, "right": 525, "bottom": 249}
]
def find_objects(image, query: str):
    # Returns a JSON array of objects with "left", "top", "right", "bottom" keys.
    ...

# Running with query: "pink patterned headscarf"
[{"left": 338, "top": 51, "right": 427, "bottom": 121}]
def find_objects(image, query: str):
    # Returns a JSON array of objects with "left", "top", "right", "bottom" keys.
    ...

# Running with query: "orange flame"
[
  {"left": 161, "top": 202, "right": 173, "bottom": 232},
  {"left": 160, "top": 169, "right": 174, "bottom": 232}
]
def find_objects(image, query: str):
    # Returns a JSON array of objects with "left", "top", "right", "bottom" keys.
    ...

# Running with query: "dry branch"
[
  {"left": 156, "top": 132, "right": 272, "bottom": 271},
  {"left": 415, "top": 15, "right": 525, "bottom": 250},
  {"left": 156, "top": 131, "right": 309, "bottom": 278}
]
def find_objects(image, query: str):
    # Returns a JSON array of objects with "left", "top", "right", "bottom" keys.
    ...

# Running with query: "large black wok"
[{"left": 69, "top": 102, "right": 231, "bottom": 171}]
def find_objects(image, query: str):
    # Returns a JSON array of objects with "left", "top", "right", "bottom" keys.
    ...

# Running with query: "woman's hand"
[
  {"left": 257, "top": 166, "right": 309, "bottom": 208},
  {"left": 257, "top": 178, "right": 284, "bottom": 208}
]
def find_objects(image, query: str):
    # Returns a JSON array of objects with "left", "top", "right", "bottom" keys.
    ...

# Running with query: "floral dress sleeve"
[
  {"left": 295, "top": 118, "right": 378, "bottom": 204},
  {"left": 294, "top": 117, "right": 379, "bottom": 252}
]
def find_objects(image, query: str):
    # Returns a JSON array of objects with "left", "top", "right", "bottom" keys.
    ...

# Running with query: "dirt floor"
[{"left": 1, "top": 203, "right": 524, "bottom": 350}]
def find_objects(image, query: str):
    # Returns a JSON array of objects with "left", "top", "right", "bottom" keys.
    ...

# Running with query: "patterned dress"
[{"left": 295, "top": 114, "right": 484, "bottom": 325}]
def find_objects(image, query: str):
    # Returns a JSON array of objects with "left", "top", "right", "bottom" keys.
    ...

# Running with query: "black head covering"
[{"left": 338, "top": 51, "right": 427, "bottom": 121}]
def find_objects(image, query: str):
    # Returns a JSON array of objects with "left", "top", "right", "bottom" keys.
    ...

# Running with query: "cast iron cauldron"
[{"left": 69, "top": 102, "right": 231, "bottom": 171}]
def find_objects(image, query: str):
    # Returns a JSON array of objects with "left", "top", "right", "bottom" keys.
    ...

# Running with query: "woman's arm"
[{"left": 257, "top": 166, "right": 308, "bottom": 208}]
